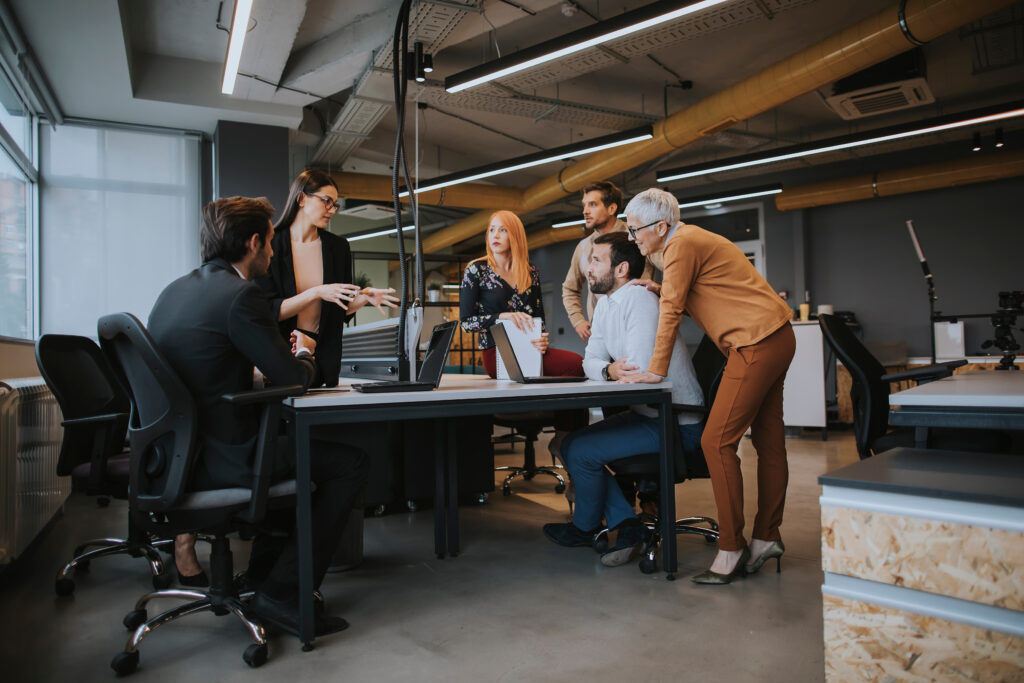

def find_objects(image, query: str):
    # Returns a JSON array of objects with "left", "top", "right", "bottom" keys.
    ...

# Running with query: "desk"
[
  {"left": 282, "top": 375, "right": 675, "bottom": 649},
  {"left": 888, "top": 370, "right": 1024, "bottom": 446}
]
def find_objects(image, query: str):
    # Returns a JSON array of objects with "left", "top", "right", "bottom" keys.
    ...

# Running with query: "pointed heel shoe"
[
  {"left": 745, "top": 540, "right": 785, "bottom": 575},
  {"left": 691, "top": 547, "right": 750, "bottom": 585}
]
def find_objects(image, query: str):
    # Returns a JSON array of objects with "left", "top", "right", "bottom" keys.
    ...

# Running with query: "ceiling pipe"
[
  {"left": 774, "top": 148, "right": 1024, "bottom": 211},
  {"left": 421, "top": 0, "right": 1017, "bottom": 254},
  {"left": 330, "top": 171, "right": 524, "bottom": 210}
]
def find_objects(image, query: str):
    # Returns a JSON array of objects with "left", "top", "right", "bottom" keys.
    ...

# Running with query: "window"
[
  {"left": 39, "top": 124, "right": 201, "bottom": 337},
  {"left": 0, "top": 151, "right": 30, "bottom": 338}
]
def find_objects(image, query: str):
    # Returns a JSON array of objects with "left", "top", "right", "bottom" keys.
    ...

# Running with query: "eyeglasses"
[
  {"left": 627, "top": 219, "right": 662, "bottom": 239},
  {"left": 305, "top": 192, "right": 342, "bottom": 212}
]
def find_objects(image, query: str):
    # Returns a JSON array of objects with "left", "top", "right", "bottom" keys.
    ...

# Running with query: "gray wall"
[{"left": 214, "top": 121, "right": 290, "bottom": 213}]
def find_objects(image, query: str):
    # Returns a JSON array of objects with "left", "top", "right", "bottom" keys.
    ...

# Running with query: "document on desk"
[{"left": 494, "top": 318, "right": 542, "bottom": 379}]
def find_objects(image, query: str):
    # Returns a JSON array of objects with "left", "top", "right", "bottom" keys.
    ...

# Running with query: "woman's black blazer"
[{"left": 255, "top": 228, "right": 354, "bottom": 387}]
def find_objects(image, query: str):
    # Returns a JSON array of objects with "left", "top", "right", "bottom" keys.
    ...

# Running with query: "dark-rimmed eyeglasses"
[
  {"left": 627, "top": 220, "right": 662, "bottom": 239},
  {"left": 305, "top": 192, "right": 342, "bottom": 211}
]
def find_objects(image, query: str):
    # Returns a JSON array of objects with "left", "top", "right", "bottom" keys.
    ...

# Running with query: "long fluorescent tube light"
[
  {"left": 347, "top": 225, "right": 417, "bottom": 242},
  {"left": 221, "top": 0, "right": 254, "bottom": 95},
  {"left": 676, "top": 184, "right": 782, "bottom": 209},
  {"left": 551, "top": 212, "right": 627, "bottom": 228},
  {"left": 657, "top": 101, "right": 1024, "bottom": 182},
  {"left": 445, "top": 0, "right": 732, "bottom": 93},
  {"left": 399, "top": 126, "right": 653, "bottom": 197}
]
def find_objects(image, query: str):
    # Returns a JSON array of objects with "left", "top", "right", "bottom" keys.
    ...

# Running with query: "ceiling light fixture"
[
  {"left": 676, "top": 184, "right": 782, "bottom": 210},
  {"left": 972, "top": 132, "right": 982, "bottom": 152},
  {"left": 552, "top": 212, "right": 628, "bottom": 228},
  {"left": 221, "top": 0, "right": 254, "bottom": 95},
  {"left": 399, "top": 126, "right": 653, "bottom": 197},
  {"left": 347, "top": 225, "right": 417, "bottom": 242},
  {"left": 657, "top": 101, "right": 1024, "bottom": 182},
  {"left": 445, "top": 0, "right": 733, "bottom": 93}
]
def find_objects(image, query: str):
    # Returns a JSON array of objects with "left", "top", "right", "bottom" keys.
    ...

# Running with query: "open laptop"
[
  {"left": 491, "top": 323, "right": 587, "bottom": 384},
  {"left": 352, "top": 321, "right": 457, "bottom": 393}
]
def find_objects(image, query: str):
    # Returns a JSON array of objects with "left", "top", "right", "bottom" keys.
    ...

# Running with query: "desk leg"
[
  {"left": 914, "top": 426, "right": 929, "bottom": 449},
  {"left": 434, "top": 421, "right": 446, "bottom": 559},
  {"left": 294, "top": 415, "right": 315, "bottom": 650},
  {"left": 447, "top": 422, "right": 460, "bottom": 557},
  {"left": 658, "top": 396, "right": 677, "bottom": 580}
]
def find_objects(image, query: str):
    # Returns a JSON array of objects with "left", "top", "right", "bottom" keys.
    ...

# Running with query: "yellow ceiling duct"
[
  {"left": 421, "top": 0, "right": 1016, "bottom": 254},
  {"left": 775, "top": 149, "right": 1024, "bottom": 211}
]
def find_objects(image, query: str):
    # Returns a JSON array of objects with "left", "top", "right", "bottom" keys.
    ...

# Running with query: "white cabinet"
[{"left": 782, "top": 321, "right": 826, "bottom": 428}]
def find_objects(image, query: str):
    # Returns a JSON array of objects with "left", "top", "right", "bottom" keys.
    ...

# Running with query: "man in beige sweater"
[{"left": 561, "top": 181, "right": 653, "bottom": 342}]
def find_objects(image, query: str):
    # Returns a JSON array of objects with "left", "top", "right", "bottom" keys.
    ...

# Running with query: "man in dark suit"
[{"left": 148, "top": 196, "right": 368, "bottom": 637}]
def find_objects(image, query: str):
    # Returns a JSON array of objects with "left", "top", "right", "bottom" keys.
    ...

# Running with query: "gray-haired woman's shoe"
[
  {"left": 691, "top": 547, "right": 750, "bottom": 585},
  {"left": 745, "top": 540, "right": 785, "bottom": 574}
]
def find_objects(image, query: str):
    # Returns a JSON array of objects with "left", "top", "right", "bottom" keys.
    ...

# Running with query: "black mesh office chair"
[
  {"left": 97, "top": 313, "right": 305, "bottom": 674},
  {"left": 600, "top": 336, "right": 727, "bottom": 574},
  {"left": 493, "top": 412, "right": 567, "bottom": 496},
  {"left": 818, "top": 313, "right": 1007, "bottom": 459},
  {"left": 35, "top": 334, "right": 174, "bottom": 595}
]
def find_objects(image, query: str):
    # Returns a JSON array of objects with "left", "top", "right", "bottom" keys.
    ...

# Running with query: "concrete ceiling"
[{"left": 10, "top": 0, "right": 1024, "bottom": 249}]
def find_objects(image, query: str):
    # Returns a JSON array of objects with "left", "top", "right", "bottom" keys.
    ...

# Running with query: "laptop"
[
  {"left": 351, "top": 321, "right": 457, "bottom": 393},
  {"left": 490, "top": 323, "right": 587, "bottom": 384}
]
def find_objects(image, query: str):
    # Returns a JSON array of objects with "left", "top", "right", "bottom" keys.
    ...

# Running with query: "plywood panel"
[
  {"left": 824, "top": 594, "right": 1024, "bottom": 682},
  {"left": 822, "top": 507, "right": 1024, "bottom": 611}
]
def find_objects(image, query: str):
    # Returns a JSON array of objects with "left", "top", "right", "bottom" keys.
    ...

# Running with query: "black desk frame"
[
  {"left": 890, "top": 405, "right": 1024, "bottom": 448},
  {"left": 282, "top": 386, "right": 674, "bottom": 650}
]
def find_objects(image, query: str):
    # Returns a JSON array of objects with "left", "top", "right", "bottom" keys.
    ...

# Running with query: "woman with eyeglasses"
[
  {"left": 256, "top": 169, "right": 398, "bottom": 387},
  {"left": 620, "top": 188, "right": 795, "bottom": 586}
]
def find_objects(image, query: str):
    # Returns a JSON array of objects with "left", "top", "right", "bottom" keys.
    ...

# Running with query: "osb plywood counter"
[{"left": 818, "top": 448, "right": 1024, "bottom": 681}]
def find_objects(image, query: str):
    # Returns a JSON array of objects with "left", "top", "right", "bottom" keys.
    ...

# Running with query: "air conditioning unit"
[
  {"left": 825, "top": 50, "right": 935, "bottom": 120},
  {"left": 337, "top": 200, "right": 395, "bottom": 221}
]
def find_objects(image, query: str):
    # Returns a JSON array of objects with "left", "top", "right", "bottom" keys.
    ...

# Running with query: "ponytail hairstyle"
[{"left": 472, "top": 210, "right": 532, "bottom": 292}]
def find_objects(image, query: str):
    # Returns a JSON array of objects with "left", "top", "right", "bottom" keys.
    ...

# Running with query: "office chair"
[
  {"left": 97, "top": 313, "right": 305, "bottom": 674},
  {"left": 35, "top": 334, "right": 174, "bottom": 595},
  {"left": 818, "top": 313, "right": 1008, "bottom": 458},
  {"left": 493, "top": 412, "right": 567, "bottom": 497},
  {"left": 598, "top": 336, "right": 727, "bottom": 574}
]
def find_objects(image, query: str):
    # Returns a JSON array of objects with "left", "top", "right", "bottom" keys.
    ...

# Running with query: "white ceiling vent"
[
  {"left": 825, "top": 77, "right": 935, "bottom": 120},
  {"left": 337, "top": 202, "right": 395, "bottom": 221}
]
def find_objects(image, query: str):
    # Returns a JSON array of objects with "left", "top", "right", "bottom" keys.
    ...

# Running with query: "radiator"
[{"left": 0, "top": 377, "right": 69, "bottom": 565}]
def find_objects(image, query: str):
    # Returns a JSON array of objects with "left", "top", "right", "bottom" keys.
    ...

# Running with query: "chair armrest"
[
  {"left": 671, "top": 403, "right": 707, "bottom": 416},
  {"left": 219, "top": 385, "right": 305, "bottom": 405},
  {"left": 881, "top": 359, "right": 967, "bottom": 383},
  {"left": 61, "top": 411, "right": 129, "bottom": 427}
]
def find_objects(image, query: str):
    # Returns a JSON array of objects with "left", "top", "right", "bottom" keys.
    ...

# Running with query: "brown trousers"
[{"left": 701, "top": 323, "right": 796, "bottom": 551}]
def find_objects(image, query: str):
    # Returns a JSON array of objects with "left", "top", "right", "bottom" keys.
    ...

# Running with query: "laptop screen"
[{"left": 416, "top": 321, "right": 457, "bottom": 385}]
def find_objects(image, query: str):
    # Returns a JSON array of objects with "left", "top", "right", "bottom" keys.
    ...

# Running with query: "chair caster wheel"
[
  {"left": 373, "top": 504, "right": 386, "bottom": 517},
  {"left": 475, "top": 493, "right": 488, "bottom": 504},
  {"left": 243, "top": 643, "right": 268, "bottom": 667},
  {"left": 123, "top": 609, "right": 147, "bottom": 631},
  {"left": 97, "top": 496, "right": 111, "bottom": 508},
  {"left": 705, "top": 535, "right": 716, "bottom": 543},
  {"left": 111, "top": 650, "right": 139, "bottom": 676},
  {"left": 502, "top": 487, "right": 511, "bottom": 497},
  {"left": 152, "top": 571, "right": 173, "bottom": 590},
  {"left": 406, "top": 500, "right": 418, "bottom": 513},
  {"left": 639, "top": 557, "right": 657, "bottom": 574},
  {"left": 592, "top": 531, "right": 609, "bottom": 554},
  {"left": 554, "top": 484, "right": 566, "bottom": 494},
  {"left": 55, "top": 577, "right": 75, "bottom": 596}
]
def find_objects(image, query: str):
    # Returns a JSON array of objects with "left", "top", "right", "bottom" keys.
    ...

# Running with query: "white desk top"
[
  {"left": 888, "top": 371, "right": 1024, "bottom": 409},
  {"left": 287, "top": 373, "right": 672, "bottom": 408}
]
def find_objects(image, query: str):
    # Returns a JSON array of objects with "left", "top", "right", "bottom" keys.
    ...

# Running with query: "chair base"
[
  {"left": 594, "top": 514, "right": 719, "bottom": 574},
  {"left": 55, "top": 537, "right": 173, "bottom": 596},
  {"left": 496, "top": 464, "right": 566, "bottom": 496}
]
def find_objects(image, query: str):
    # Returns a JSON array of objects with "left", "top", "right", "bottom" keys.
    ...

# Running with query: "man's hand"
[
  {"left": 617, "top": 369, "right": 664, "bottom": 384},
  {"left": 291, "top": 329, "right": 317, "bottom": 357},
  {"left": 606, "top": 356, "right": 638, "bottom": 381},
  {"left": 499, "top": 311, "right": 535, "bottom": 333},
  {"left": 630, "top": 279, "right": 662, "bottom": 296},
  {"left": 530, "top": 332, "right": 550, "bottom": 355},
  {"left": 574, "top": 320, "right": 592, "bottom": 342}
]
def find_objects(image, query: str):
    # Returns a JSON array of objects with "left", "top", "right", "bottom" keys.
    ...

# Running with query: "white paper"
[{"left": 495, "top": 318, "right": 543, "bottom": 379}]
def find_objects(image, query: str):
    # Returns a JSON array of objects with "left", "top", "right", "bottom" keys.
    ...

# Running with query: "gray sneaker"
[{"left": 600, "top": 520, "right": 647, "bottom": 567}]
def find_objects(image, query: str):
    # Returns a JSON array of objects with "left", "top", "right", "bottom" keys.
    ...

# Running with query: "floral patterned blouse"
[{"left": 459, "top": 261, "right": 545, "bottom": 350}]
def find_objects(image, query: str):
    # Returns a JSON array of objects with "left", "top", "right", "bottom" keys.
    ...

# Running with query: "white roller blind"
[{"left": 40, "top": 124, "right": 200, "bottom": 336}]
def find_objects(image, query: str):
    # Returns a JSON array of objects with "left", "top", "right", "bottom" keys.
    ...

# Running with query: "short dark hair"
[
  {"left": 200, "top": 196, "right": 275, "bottom": 263},
  {"left": 581, "top": 180, "right": 623, "bottom": 214},
  {"left": 594, "top": 232, "right": 644, "bottom": 279}
]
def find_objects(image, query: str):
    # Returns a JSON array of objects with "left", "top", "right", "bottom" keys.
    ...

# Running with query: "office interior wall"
[
  {"left": 0, "top": 337, "right": 36, "bottom": 378},
  {"left": 213, "top": 121, "right": 289, "bottom": 214}
]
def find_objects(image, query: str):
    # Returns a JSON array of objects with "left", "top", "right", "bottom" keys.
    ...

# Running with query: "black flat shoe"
[
  {"left": 248, "top": 592, "right": 347, "bottom": 638},
  {"left": 543, "top": 522, "right": 601, "bottom": 547},
  {"left": 177, "top": 569, "right": 209, "bottom": 588},
  {"left": 691, "top": 548, "right": 750, "bottom": 585}
]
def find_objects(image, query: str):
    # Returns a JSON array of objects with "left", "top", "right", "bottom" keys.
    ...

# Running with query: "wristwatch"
[{"left": 601, "top": 363, "right": 611, "bottom": 381}]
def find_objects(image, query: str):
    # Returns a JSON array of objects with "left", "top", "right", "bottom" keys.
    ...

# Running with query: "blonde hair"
[{"left": 472, "top": 210, "right": 532, "bottom": 292}]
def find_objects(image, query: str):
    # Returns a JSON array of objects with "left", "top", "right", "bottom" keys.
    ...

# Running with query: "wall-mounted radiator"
[{"left": 0, "top": 378, "right": 69, "bottom": 565}]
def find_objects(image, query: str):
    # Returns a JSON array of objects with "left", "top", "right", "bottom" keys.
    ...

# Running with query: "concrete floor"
[{"left": 0, "top": 428, "right": 859, "bottom": 682}]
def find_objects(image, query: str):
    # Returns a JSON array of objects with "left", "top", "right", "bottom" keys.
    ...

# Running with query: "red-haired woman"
[{"left": 460, "top": 210, "right": 582, "bottom": 378}]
